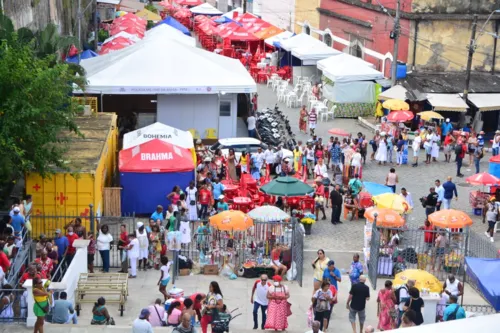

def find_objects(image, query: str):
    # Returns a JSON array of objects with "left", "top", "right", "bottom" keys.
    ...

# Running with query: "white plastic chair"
[
  {"left": 266, "top": 75, "right": 273, "bottom": 88},
  {"left": 326, "top": 105, "right": 336, "bottom": 120},
  {"left": 277, "top": 87, "right": 287, "bottom": 102},
  {"left": 319, "top": 110, "right": 328, "bottom": 122},
  {"left": 272, "top": 79, "right": 282, "bottom": 91},
  {"left": 286, "top": 92, "right": 298, "bottom": 108}
]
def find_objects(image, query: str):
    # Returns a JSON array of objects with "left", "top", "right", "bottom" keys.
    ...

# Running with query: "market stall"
[
  {"left": 156, "top": 16, "right": 191, "bottom": 36},
  {"left": 119, "top": 139, "right": 195, "bottom": 214}
]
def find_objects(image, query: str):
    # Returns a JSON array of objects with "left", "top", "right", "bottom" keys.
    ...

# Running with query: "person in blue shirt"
[
  {"left": 435, "top": 179, "right": 445, "bottom": 211},
  {"left": 216, "top": 195, "right": 229, "bottom": 213},
  {"left": 442, "top": 176, "right": 458, "bottom": 209},
  {"left": 212, "top": 178, "right": 225, "bottom": 208},
  {"left": 441, "top": 118, "right": 453, "bottom": 140},
  {"left": 323, "top": 260, "right": 341, "bottom": 289},
  {"left": 150, "top": 205, "right": 164, "bottom": 223},
  {"left": 462, "top": 123, "right": 471, "bottom": 133},
  {"left": 10, "top": 207, "right": 25, "bottom": 237},
  {"left": 443, "top": 295, "right": 466, "bottom": 321},
  {"left": 54, "top": 229, "right": 69, "bottom": 261}
]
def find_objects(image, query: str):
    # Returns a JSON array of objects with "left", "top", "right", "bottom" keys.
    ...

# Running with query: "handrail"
[
  {"left": 5, "top": 227, "right": 32, "bottom": 286},
  {"left": 51, "top": 254, "right": 68, "bottom": 283}
]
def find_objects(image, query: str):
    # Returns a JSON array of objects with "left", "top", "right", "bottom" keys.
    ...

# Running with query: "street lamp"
[{"left": 476, "top": 9, "right": 500, "bottom": 42}]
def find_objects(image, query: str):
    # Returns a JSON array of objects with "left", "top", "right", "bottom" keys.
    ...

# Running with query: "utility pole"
[
  {"left": 390, "top": 0, "right": 401, "bottom": 86},
  {"left": 463, "top": 14, "right": 478, "bottom": 103},
  {"left": 77, "top": 0, "right": 82, "bottom": 63},
  {"left": 93, "top": 0, "right": 98, "bottom": 51},
  {"left": 243, "top": 0, "right": 247, "bottom": 13}
]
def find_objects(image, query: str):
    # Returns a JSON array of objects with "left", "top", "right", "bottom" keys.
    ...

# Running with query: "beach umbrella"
[
  {"left": 248, "top": 206, "right": 290, "bottom": 222},
  {"left": 382, "top": 99, "right": 409, "bottom": 111},
  {"left": 428, "top": 209, "right": 473, "bottom": 229},
  {"left": 260, "top": 176, "right": 314, "bottom": 197},
  {"left": 387, "top": 110, "right": 414, "bottom": 122},
  {"left": 328, "top": 128, "right": 350, "bottom": 136},
  {"left": 394, "top": 269, "right": 442, "bottom": 293},
  {"left": 364, "top": 207, "right": 405, "bottom": 227},
  {"left": 418, "top": 111, "right": 443, "bottom": 121},
  {"left": 372, "top": 193, "right": 411, "bottom": 214},
  {"left": 466, "top": 172, "right": 500, "bottom": 186},
  {"left": 209, "top": 210, "right": 254, "bottom": 231},
  {"left": 363, "top": 182, "right": 393, "bottom": 196}
]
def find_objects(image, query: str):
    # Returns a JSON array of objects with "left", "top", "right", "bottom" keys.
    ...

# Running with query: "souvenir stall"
[
  {"left": 118, "top": 139, "right": 195, "bottom": 214},
  {"left": 466, "top": 172, "right": 500, "bottom": 215},
  {"left": 318, "top": 53, "right": 384, "bottom": 117}
]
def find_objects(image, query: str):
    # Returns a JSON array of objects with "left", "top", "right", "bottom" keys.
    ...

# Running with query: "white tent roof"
[
  {"left": 378, "top": 85, "right": 408, "bottom": 100},
  {"left": 426, "top": 94, "right": 468, "bottom": 112},
  {"left": 465, "top": 93, "right": 500, "bottom": 111},
  {"left": 291, "top": 45, "right": 341, "bottom": 65},
  {"left": 322, "top": 54, "right": 384, "bottom": 83},
  {"left": 264, "top": 30, "right": 293, "bottom": 47},
  {"left": 103, "top": 31, "right": 142, "bottom": 44},
  {"left": 280, "top": 33, "right": 326, "bottom": 52},
  {"left": 80, "top": 37, "right": 255, "bottom": 94},
  {"left": 190, "top": 3, "right": 223, "bottom": 15},
  {"left": 222, "top": 7, "right": 243, "bottom": 18},
  {"left": 123, "top": 122, "right": 194, "bottom": 150},
  {"left": 317, "top": 53, "right": 375, "bottom": 73},
  {"left": 145, "top": 24, "right": 196, "bottom": 47}
]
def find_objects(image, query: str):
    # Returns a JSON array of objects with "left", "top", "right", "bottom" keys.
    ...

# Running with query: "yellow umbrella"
[
  {"left": 372, "top": 193, "right": 412, "bottom": 214},
  {"left": 419, "top": 111, "right": 444, "bottom": 121},
  {"left": 393, "top": 269, "right": 442, "bottom": 293},
  {"left": 382, "top": 99, "right": 409, "bottom": 111},
  {"left": 209, "top": 210, "right": 254, "bottom": 231},
  {"left": 136, "top": 8, "right": 162, "bottom": 21}
]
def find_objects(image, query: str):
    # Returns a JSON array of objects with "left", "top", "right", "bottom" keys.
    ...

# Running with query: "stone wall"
[
  {"left": 3, "top": 0, "right": 93, "bottom": 36},
  {"left": 412, "top": 0, "right": 499, "bottom": 14}
]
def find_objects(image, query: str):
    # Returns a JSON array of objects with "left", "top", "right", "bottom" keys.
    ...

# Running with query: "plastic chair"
[
  {"left": 326, "top": 105, "right": 336, "bottom": 120},
  {"left": 188, "top": 128, "right": 200, "bottom": 139},
  {"left": 266, "top": 75, "right": 273, "bottom": 88},
  {"left": 205, "top": 128, "right": 217, "bottom": 139},
  {"left": 319, "top": 109, "right": 328, "bottom": 122}
]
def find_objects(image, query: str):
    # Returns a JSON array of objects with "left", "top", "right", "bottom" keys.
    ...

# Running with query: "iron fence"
[
  {"left": 0, "top": 288, "right": 28, "bottom": 323},
  {"left": 367, "top": 224, "right": 380, "bottom": 290}
]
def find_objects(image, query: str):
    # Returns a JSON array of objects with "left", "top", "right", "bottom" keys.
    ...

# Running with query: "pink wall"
[{"left": 319, "top": 0, "right": 411, "bottom": 77}]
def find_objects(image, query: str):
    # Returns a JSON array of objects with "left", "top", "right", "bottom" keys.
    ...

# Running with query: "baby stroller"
[{"left": 212, "top": 308, "right": 242, "bottom": 333}]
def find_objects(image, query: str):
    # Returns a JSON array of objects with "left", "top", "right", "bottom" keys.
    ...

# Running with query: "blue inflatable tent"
[
  {"left": 156, "top": 16, "right": 191, "bottom": 36},
  {"left": 119, "top": 139, "right": 195, "bottom": 214}
]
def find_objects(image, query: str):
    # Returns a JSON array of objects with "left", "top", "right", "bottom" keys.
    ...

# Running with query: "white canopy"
[
  {"left": 280, "top": 33, "right": 327, "bottom": 52},
  {"left": 103, "top": 31, "right": 142, "bottom": 44},
  {"left": 145, "top": 24, "right": 196, "bottom": 47},
  {"left": 291, "top": 45, "right": 341, "bottom": 65},
  {"left": 466, "top": 93, "right": 500, "bottom": 111},
  {"left": 264, "top": 30, "right": 293, "bottom": 47},
  {"left": 426, "top": 94, "right": 468, "bottom": 112},
  {"left": 222, "top": 7, "right": 243, "bottom": 18},
  {"left": 322, "top": 54, "right": 384, "bottom": 83},
  {"left": 80, "top": 37, "right": 255, "bottom": 94},
  {"left": 123, "top": 122, "right": 194, "bottom": 150},
  {"left": 317, "top": 53, "right": 375, "bottom": 73},
  {"left": 378, "top": 85, "right": 408, "bottom": 100},
  {"left": 190, "top": 3, "right": 223, "bottom": 15}
]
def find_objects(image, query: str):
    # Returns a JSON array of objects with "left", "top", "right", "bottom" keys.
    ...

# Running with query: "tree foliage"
[{"left": 0, "top": 14, "right": 86, "bottom": 181}]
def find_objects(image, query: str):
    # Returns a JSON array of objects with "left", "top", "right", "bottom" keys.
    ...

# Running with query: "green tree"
[{"left": 0, "top": 35, "right": 85, "bottom": 180}]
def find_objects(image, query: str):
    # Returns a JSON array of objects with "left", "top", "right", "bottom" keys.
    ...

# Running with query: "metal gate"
[
  {"left": 367, "top": 224, "right": 380, "bottom": 290},
  {"left": 292, "top": 221, "right": 305, "bottom": 287}
]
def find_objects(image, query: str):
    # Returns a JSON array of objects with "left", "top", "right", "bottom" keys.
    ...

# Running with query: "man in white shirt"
[
  {"left": 132, "top": 308, "right": 153, "bottom": 333},
  {"left": 411, "top": 135, "right": 422, "bottom": 167},
  {"left": 251, "top": 274, "right": 270, "bottom": 330},
  {"left": 127, "top": 233, "right": 140, "bottom": 278},
  {"left": 435, "top": 179, "right": 444, "bottom": 211},
  {"left": 247, "top": 113, "right": 257, "bottom": 138},
  {"left": 397, "top": 279, "right": 415, "bottom": 326},
  {"left": 256, "top": 147, "right": 265, "bottom": 165},
  {"left": 305, "top": 321, "right": 323, "bottom": 333}
]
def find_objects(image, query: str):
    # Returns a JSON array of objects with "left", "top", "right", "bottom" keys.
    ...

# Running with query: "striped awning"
[
  {"left": 426, "top": 93, "right": 468, "bottom": 112},
  {"left": 466, "top": 93, "right": 500, "bottom": 112}
]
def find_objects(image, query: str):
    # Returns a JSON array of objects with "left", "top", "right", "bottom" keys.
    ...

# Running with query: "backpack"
[
  {"left": 447, "top": 304, "right": 461, "bottom": 321},
  {"left": 454, "top": 144, "right": 463, "bottom": 155},
  {"left": 394, "top": 285, "right": 408, "bottom": 304},
  {"left": 478, "top": 147, "right": 484, "bottom": 159}
]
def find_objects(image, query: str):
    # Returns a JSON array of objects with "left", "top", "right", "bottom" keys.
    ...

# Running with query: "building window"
[
  {"left": 220, "top": 101, "right": 231, "bottom": 117},
  {"left": 303, "top": 24, "right": 311, "bottom": 35},
  {"left": 323, "top": 33, "right": 332, "bottom": 47},
  {"left": 349, "top": 37, "right": 364, "bottom": 59}
]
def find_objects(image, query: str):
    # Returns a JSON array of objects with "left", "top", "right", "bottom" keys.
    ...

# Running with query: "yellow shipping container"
[{"left": 25, "top": 113, "right": 118, "bottom": 236}]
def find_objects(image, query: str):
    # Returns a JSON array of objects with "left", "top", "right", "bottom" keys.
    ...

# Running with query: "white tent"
[
  {"left": 145, "top": 24, "right": 196, "bottom": 47},
  {"left": 264, "top": 30, "right": 293, "bottom": 47},
  {"left": 222, "top": 7, "right": 243, "bottom": 18},
  {"left": 190, "top": 3, "right": 223, "bottom": 15},
  {"left": 123, "top": 122, "right": 194, "bottom": 150},
  {"left": 317, "top": 53, "right": 375, "bottom": 72},
  {"left": 466, "top": 93, "right": 500, "bottom": 111},
  {"left": 280, "top": 33, "right": 327, "bottom": 52},
  {"left": 103, "top": 31, "right": 143, "bottom": 45},
  {"left": 292, "top": 45, "right": 342, "bottom": 65},
  {"left": 322, "top": 54, "right": 384, "bottom": 83},
  {"left": 378, "top": 85, "right": 408, "bottom": 100},
  {"left": 426, "top": 94, "right": 468, "bottom": 112},
  {"left": 80, "top": 37, "right": 256, "bottom": 94}
]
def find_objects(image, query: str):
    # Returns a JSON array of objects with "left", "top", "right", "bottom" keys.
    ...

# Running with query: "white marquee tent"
[
  {"left": 103, "top": 31, "right": 142, "bottom": 44},
  {"left": 378, "top": 85, "right": 408, "bottom": 100},
  {"left": 280, "top": 33, "right": 328, "bottom": 52},
  {"left": 222, "top": 7, "right": 243, "bottom": 18},
  {"left": 291, "top": 45, "right": 341, "bottom": 65},
  {"left": 317, "top": 53, "right": 375, "bottom": 72},
  {"left": 145, "top": 24, "right": 196, "bottom": 47},
  {"left": 80, "top": 37, "right": 256, "bottom": 94},
  {"left": 322, "top": 55, "right": 384, "bottom": 83},
  {"left": 190, "top": 3, "right": 223, "bottom": 15},
  {"left": 123, "top": 122, "right": 194, "bottom": 150}
]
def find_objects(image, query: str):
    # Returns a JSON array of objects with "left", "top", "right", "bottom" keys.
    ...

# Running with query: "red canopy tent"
[
  {"left": 222, "top": 27, "right": 259, "bottom": 41},
  {"left": 114, "top": 13, "right": 147, "bottom": 26},
  {"left": 99, "top": 36, "right": 136, "bottom": 55},
  {"left": 175, "top": 0, "right": 203, "bottom": 6},
  {"left": 245, "top": 22, "right": 271, "bottom": 34},
  {"left": 233, "top": 12, "right": 261, "bottom": 24},
  {"left": 215, "top": 22, "right": 241, "bottom": 37},
  {"left": 109, "top": 24, "right": 145, "bottom": 38}
]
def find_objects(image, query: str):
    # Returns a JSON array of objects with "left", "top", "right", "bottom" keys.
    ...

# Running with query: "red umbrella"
[
  {"left": 114, "top": 13, "right": 147, "bottom": 26},
  {"left": 328, "top": 128, "right": 350, "bottom": 137},
  {"left": 99, "top": 37, "right": 135, "bottom": 55},
  {"left": 176, "top": 0, "right": 203, "bottom": 6},
  {"left": 386, "top": 110, "right": 414, "bottom": 122},
  {"left": 466, "top": 172, "right": 500, "bottom": 186}
]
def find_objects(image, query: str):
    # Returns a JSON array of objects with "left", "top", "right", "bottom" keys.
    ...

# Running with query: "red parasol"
[
  {"left": 158, "top": 1, "right": 173, "bottom": 9},
  {"left": 328, "top": 128, "right": 350, "bottom": 136},
  {"left": 233, "top": 12, "right": 261, "bottom": 24},
  {"left": 386, "top": 110, "right": 414, "bottom": 122},
  {"left": 99, "top": 36, "right": 135, "bottom": 55},
  {"left": 466, "top": 172, "right": 500, "bottom": 186},
  {"left": 114, "top": 13, "right": 147, "bottom": 26},
  {"left": 110, "top": 25, "right": 145, "bottom": 38},
  {"left": 222, "top": 27, "right": 259, "bottom": 41},
  {"left": 175, "top": 0, "right": 202, "bottom": 6}
]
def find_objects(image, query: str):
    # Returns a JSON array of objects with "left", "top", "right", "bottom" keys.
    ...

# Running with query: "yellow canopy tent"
[{"left": 136, "top": 8, "right": 162, "bottom": 21}]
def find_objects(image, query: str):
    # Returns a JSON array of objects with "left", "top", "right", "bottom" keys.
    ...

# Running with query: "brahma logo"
[
  {"left": 141, "top": 152, "right": 173, "bottom": 160},
  {"left": 221, "top": 217, "right": 231, "bottom": 225}
]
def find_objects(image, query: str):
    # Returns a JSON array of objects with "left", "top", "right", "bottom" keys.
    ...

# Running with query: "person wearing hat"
[
  {"left": 135, "top": 222, "right": 149, "bottom": 271},
  {"left": 493, "top": 130, "right": 500, "bottom": 156},
  {"left": 133, "top": 308, "right": 153, "bottom": 333},
  {"left": 9, "top": 207, "right": 24, "bottom": 243},
  {"left": 473, "top": 140, "right": 484, "bottom": 174},
  {"left": 264, "top": 275, "right": 290, "bottom": 331},
  {"left": 126, "top": 233, "right": 140, "bottom": 278},
  {"left": 216, "top": 195, "right": 228, "bottom": 213},
  {"left": 441, "top": 118, "right": 453, "bottom": 140}
]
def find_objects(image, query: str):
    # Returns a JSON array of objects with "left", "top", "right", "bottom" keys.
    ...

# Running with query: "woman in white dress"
[
  {"left": 136, "top": 222, "right": 150, "bottom": 271},
  {"left": 430, "top": 129, "right": 440, "bottom": 161},
  {"left": 375, "top": 132, "right": 388, "bottom": 165},
  {"left": 351, "top": 148, "right": 363, "bottom": 177},
  {"left": 185, "top": 181, "right": 198, "bottom": 221}
]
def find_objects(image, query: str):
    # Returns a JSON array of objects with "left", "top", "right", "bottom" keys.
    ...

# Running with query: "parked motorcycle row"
[{"left": 257, "top": 104, "right": 297, "bottom": 151}]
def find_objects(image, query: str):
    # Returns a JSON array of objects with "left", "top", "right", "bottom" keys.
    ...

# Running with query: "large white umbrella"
[{"left": 248, "top": 206, "right": 290, "bottom": 222}]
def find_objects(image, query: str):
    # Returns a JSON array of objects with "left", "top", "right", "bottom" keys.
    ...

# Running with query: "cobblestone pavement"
[{"left": 257, "top": 84, "right": 500, "bottom": 252}]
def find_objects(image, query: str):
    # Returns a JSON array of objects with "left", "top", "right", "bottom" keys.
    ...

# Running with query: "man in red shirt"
[
  {"left": 19, "top": 265, "right": 41, "bottom": 287},
  {"left": 34, "top": 250, "right": 54, "bottom": 280},
  {"left": 0, "top": 241, "right": 10, "bottom": 274},
  {"left": 455, "top": 134, "right": 467, "bottom": 177},
  {"left": 198, "top": 184, "right": 212, "bottom": 219},
  {"left": 189, "top": 293, "right": 206, "bottom": 322},
  {"left": 118, "top": 224, "right": 129, "bottom": 273},
  {"left": 66, "top": 226, "right": 80, "bottom": 265},
  {"left": 420, "top": 219, "right": 435, "bottom": 250}
]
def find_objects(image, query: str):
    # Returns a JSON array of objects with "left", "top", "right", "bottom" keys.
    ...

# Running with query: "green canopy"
[{"left": 260, "top": 176, "right": 314, "bottom": 197}]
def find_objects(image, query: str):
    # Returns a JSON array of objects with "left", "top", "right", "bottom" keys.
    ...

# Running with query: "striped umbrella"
[{"left": 248, "top": 206, "right": 290, "bottom": 222}]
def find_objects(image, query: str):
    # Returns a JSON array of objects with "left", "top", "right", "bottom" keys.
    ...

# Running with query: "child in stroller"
[{"left": 211, "top": 306, "right": 241, "bottom": 333}]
